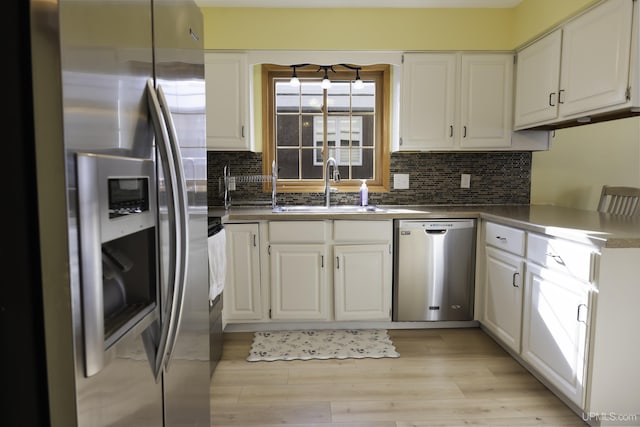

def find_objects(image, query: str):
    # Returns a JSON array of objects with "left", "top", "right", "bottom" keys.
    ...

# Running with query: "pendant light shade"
[
  {"left": 353, "top": 69, "right": 364, "bottom": 89},
  {"left": 321, "top": 67, "right": 331, "bottom": 89}
]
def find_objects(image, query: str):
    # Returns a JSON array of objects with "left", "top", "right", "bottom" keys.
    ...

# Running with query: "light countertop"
[{"left": 209, "top": 204, "right": 640, "bottom": 249}]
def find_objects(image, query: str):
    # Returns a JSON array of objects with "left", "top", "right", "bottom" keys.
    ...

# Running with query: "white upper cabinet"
[
  {"left": 514, "top": 0, "right": 634, "bottom": 130},
  {"left": 400, "top": 53, "right": 457, "bottom": 151},
  {"left": 205, "top": 52, "right": 252, "bottom": 151},
  {"left": 400, "top": 52, "right": 545, "bottom": 151},
  {"left": 514, "top": 30, "right": 562, "bottom": 128},
  {"left": 459, "top": 54, "right": 514, "bottom": 149},
  {"left": 559, "top": 0, "right": 632, "bottom": 117}
]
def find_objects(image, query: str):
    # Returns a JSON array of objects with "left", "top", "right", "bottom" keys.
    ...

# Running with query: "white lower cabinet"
[
  {"left": 269, "top": 244, "right": 329, "bottom": 320},
  {"left": 333, "top": 220, "right": 393, "bottom": 321},
  {"left": 483, "top": 246, "right": 525, "bottom": 353},
  {"left": 522, "top": 262, "right": 590, "bottom": 408},
  {"left": 225, "top": 219, "right": 392, "bottom": 323},
  {"left": 482, "top": 222, "right": 602, "bottom": 418},
  {"left": 334, "top": 244, "right": 391, "bottom": 321},
  {"left": 224, "top": 223, "right": 262, "bottom": 320}
]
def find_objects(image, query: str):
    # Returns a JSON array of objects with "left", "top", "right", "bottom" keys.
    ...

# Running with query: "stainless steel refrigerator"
[{"left": 3, "top": 0, "right": 209, "bottom": 425}]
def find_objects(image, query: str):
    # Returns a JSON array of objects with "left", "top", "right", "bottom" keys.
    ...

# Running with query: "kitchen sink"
[{"left": 272, "top": 205, "right": 386, "bottom": 213}]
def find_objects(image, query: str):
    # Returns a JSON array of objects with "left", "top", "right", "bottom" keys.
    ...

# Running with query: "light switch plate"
[
  {"left": 394, "top": 174, "right": 409, "bottom": 190},
  {"left": 460, "top": 174, "right": 471, "bottom": 189}
]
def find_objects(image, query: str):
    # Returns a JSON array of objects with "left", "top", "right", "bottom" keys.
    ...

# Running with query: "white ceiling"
[{"left": 195, "top": 0, "right": 524, "bottom": 8}]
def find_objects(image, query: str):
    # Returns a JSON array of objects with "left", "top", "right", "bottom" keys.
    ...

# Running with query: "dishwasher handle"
[{"left": 425, "top": 229, "right": 447, "bottom": 235}]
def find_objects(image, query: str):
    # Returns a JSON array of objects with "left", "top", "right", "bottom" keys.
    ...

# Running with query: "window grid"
[
  {"left": 263, "top": 64, "right": 390, "bottom": 193},
  {"left": 275, "top": 78, "right": 375, "bottom": 182}
]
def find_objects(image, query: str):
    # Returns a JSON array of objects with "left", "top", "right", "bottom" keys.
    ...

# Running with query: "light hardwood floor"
[{"left": 211, "top": 328, "right": 588, "bottom": 427}]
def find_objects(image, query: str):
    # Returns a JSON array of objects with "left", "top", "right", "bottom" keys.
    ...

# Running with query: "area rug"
[{"left": 246, "top": 329, "right": 400, "bottom": 362}]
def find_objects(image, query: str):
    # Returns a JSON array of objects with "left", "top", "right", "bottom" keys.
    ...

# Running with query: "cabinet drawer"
[
  {"left": 333, "top": 220, "right": 392, "bottom": 242},
  {"left": 269, "top": 221, "right": 329, "bottom": 243},
  {"left": 485, "top": 222, "right": 525, "bottom": 256},
  {"left": 527, "top": 233, "right": 597, "bottom": 283}
]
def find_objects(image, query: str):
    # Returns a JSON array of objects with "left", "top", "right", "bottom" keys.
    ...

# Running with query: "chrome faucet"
[
  {"left": 324, "top": 157, "right": 340, "bottom": 207},
  {"left": 271, "top": 160, "right": 278, "bottom": 209}
]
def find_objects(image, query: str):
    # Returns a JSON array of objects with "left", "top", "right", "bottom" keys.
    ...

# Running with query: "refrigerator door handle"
[
  {"left": 156, "top": 84, "right": 190, "bottom": 371},
  {"left": 145, "top": 79, "right": 183, "bottom": 381}
]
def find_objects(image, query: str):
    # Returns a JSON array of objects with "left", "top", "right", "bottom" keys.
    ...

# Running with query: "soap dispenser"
[{"left": 359, "top": 179, "right": 369, "bottom": 206}]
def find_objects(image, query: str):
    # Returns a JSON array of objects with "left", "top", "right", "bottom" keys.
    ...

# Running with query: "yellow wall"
[
  {"left": 531, "top": 119, "right": 640, "bottom": 210},
  {"left": 201, "top": 1, "right": 598, "bottom": 51},
  {"left": 202, "top": 8, "right": 514, "bottom": 51},
  {"left": 512, "top": 0, "right": 598, "bottom": 47}
]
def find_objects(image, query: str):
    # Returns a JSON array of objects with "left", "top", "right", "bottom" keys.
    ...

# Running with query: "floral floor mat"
[{"left": 246, "top": 329, "right": 400, "bottom": 362}]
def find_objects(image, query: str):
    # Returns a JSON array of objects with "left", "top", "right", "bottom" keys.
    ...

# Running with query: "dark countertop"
[{"left": 209, "top": 204, "right": 640, "bottom": 248}]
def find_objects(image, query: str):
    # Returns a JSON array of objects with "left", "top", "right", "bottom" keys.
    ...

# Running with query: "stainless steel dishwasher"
[{"left": 393, "top": 219, "right": 476, "bottom": 321}]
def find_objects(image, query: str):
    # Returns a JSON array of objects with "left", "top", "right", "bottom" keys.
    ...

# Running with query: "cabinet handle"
[
  {"left": 549, "top": 92, "right": 556, "bottom": 107},
  {"left": 589, "top": 252, "right": 598, "bottom": 283},
  {"left": 449, "top": 125, "right": 453, "bottom": 137},
  {"left": 546, "top": 252, "right": 565, "bottom": 266},
  {"left": 321, "top": 255, "right": 324, "bottom": 268},
  {"left": 558, "top": 89, "right": 565, "bottom": 104},
  {"left": 496, "top": 236, "right": 507, "bottom": 242},
  {"left": 463, "top": 126, "right": 467, "bottom": 138},
  {"left": 241, "top": 125, "right": 245, "bottom": 138},
  {"left": 336, "top": 256, "right": 340, "bottom": 269},
  {"left": 512, "top": 272, "right": 520, "bottom": 288},
  {"left": 577, "top": 303, "right": 588, "bottom": 324},
  {"left": 253, "top": 234, "right": 257, "bottom": 247}
]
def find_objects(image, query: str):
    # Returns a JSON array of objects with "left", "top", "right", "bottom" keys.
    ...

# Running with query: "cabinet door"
[
  {"left": 224, "top": 224, "right": 262, "bottom": 320},
  {"left": 559, "top": 0, "right": 633, "bottom": 118},
  {"left": 514, "top": 30, "right": 562, "bottom": 128},
  {"left": 334, "top": 244, "right": 391, "bottom": 321},
  {"left": 483, "top": 246, "right": 524, "bottom": 353},
  {"left": 400, "top": 53, "right": 456, "bottom": 150},
  {"left": 522, "top": 262, "right": 590, "bottom": 407},
  {"left": 205, "top": 53, "right": 250, "bottom": 150},
  {"left": 459, "top": 54, "right": 513, "bottom": 149},
  {"left": 270, "top": 244, "right": 329, "bottom": 320}
]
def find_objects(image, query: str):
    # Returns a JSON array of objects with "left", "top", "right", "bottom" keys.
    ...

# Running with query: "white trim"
[{"left": 246, "top": 50, "right": 404, "bottom": 66}]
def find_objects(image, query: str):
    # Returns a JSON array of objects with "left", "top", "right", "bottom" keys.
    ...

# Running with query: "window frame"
[{"left": 262, "top": 64, "right": 390, "bottom": 193}]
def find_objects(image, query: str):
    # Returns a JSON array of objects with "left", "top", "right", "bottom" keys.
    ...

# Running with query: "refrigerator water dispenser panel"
[{"left": 76, "top": 153, "right": 158, "bottom": 376}]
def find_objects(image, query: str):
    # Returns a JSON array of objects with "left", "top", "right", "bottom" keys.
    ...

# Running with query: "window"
[{"left": 263, "top": 64, "right": 390, "bottom": 192}]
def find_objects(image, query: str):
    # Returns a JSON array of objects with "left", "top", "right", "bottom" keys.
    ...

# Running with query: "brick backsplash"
[{"left": 207, "top": 151, "right": 531, "bottom": 208}]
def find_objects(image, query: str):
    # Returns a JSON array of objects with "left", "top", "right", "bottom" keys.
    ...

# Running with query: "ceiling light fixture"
[
  {"left": 353, "top": 68, "right": 364, "bottom": 90},
  {"left": 289, "top": 66, "right": 300, "bottom": 87},
  {"left": 288, "top": 63, "right": 364, "bottom": 91},
  {"left": 320, "top": 66, "right": 332, "bottom": 89}
]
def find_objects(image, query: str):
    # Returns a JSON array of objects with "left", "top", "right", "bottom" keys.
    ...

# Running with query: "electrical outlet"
[
  {"left": 460, "top": 174, "right": 471, "bottom": 189},
  {"left": 394, "top": 174, "right": 410, "bottom": 189}
]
